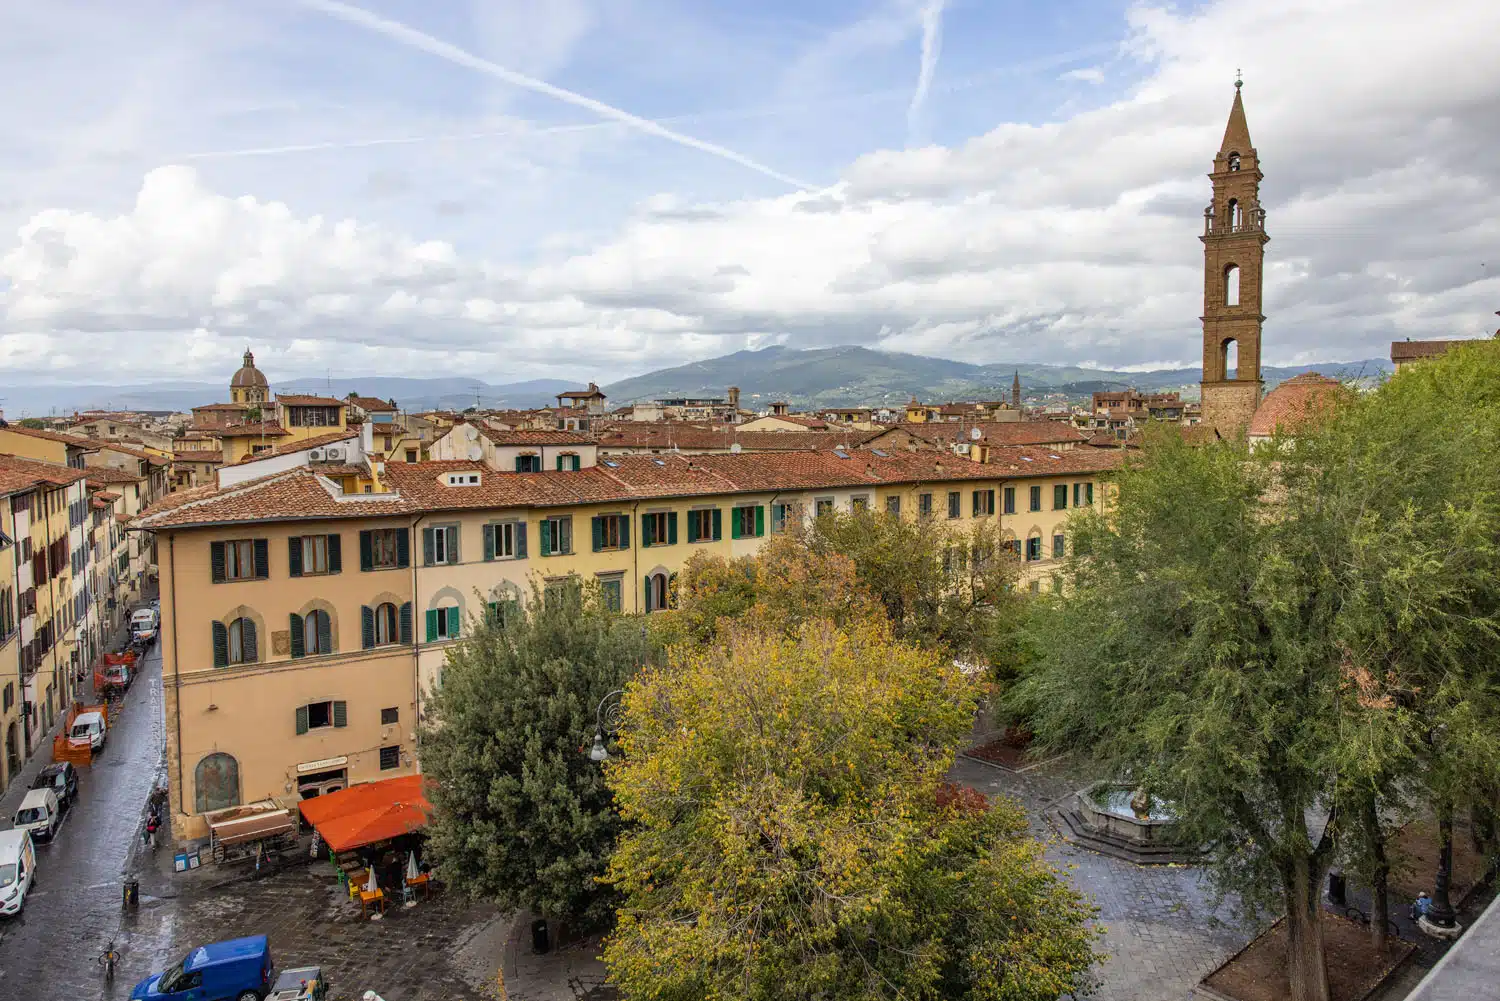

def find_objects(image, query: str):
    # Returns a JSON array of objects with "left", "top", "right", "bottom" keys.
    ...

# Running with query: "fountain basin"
[{"left": 1076, "top": 781, "right": 1182, "bottom": 846}]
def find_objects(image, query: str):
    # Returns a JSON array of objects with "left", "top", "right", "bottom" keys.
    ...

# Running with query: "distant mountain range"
[
  {"left": 0, "top": 346, "right": 1390, "bottom": 417},
  {"left": 599, "top": 345, "right": 1391, "bottom": 407}
]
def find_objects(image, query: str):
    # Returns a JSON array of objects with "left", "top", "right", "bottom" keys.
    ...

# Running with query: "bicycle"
[
  {"left": 99, "top": 940, "right": 120, "bottom": 981},
  {"left": 1343, "top": 905, "right": 1401, "bottom": 939}
]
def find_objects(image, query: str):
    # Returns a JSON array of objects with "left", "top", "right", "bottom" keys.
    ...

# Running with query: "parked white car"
[
  {"left": 69, "top": 711, "right": 107, "bottom": 751},
  {"left": 12, "top": 789, "right": 61, "bottom": 843},
  {"left": 131, "top": 607, "right": 159, "bottom": 642},
  {"left": 0, "top": 830, "right": 37, "bottom": 915}
]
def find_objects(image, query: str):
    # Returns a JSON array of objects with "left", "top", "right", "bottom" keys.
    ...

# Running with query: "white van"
[
  {"left": 69, "top": 711, "right": 106, "bottom": 751},
  {"left": 13, "top": 788, "right": 61, "bottom": 843},
  {"left": 131, "top": 607, "right": 159, "bottom": 642},
  {"left": 0, "top": 830, "right": 37, "bottom": 915}
]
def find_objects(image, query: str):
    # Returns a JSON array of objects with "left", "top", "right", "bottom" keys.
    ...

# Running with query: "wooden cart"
[{"left": 204, "top": 801, "right": 298, "bottom": 865}]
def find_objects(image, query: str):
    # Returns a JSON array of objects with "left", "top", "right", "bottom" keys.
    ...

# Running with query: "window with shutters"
[
  {"left": 1053, "top": 484, "right": 1068, "bottom": 511},
  {"left": 485, "top": 598, "right": 520, "bottom": 629},
  {"left": 427, "top": 605, "right": 460, "bottom": 641},
  {"left": 297, "top": 535, "right": 330, "bottom": 574},
  {"left": 598, "top": 574, "right": 623, "bottom": 612},
  {"left": 485, "top": 521, "right": 518, "bottom": 560},
  {"left": 594, "top": 514, "right": 626, "bottom": 551},
  {"left": 1083, "top": 482, "right": 1094, "bottom": 505},
  {"left": 305, "top": 700, "right": 333, "bottom": 730},
  {"left": 516, "top": 454, "right": 541, "bottom": 473},
  {"left": 541, "top": 516, "right": 572, "bottom": 555},
  {"left": 1002, "top": 487, "right": 1015, "bottom": 515},
  {"left": 379, "top": 745, "right": 401, "bottom": 770},
  {"left": 972, "top": 489, "right": 995, "bottom": 517},
  {"left": 222, "top": 539, "right": 257, "bottom": 580},
  {"left": 361, "top": 528, "right": 406, "bottom": 571},
  {"left": 770, "top": 502, "right": 793, "bottom": 534},
  {"left": 1053, "top": 533, "right": 1066, "bottom": 558},
  {"left": 642, "top": 512, "right": 671, "bottom": 547},
  {"left": 815, "top": 498, "right": 834, "bottom": 517},
  {"left": 885, "top": 496, "right": 901, "bottom": 516},
  {"left": 1026, "top": 535, "right": 1043, "bottom": 561},
  {"left": 918, "top": 493, "right": 933, "bottom": 518},
  {"left": 946, "top": 492, "right": 960, "bottom": 519},
  {"left": 644, "top": 571, "right": 670, "bottom": 612},
  {"left": 227, "top": 617, "right": 256, "bottom": 665},
  {"left": 425, "top": 525, "right": 459, "bottom": 565},
  {"left": 687, "top": 508, "right": 718, "bottom": 542},
  {"left": 381, "top": 706, "right": 399, "bottom": 725},
  {"left": 850, "top": 495, "right": 869, "bottom": 512},
  {"left": 731, "top": 505, "right": 762, "bottom": 539},
  {"left": 556, "top": 453, "right": 581, "bottom": 471},
  {"left": 1029, "top": 486, "right": 1042, "bottom": 512},
  {"left": 303, "top": 609, "right": 332, "bottom": 655},
  {"left": 374, "top": 602, "right": 399, "bottom": 645}
]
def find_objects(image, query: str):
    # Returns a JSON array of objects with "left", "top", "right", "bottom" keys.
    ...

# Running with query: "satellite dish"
[
  {"left": 730, "top": 443, "right": 742, "bottom": 453},
  {"left": 468, "top": 446, "right": 482, "bottom": 461},
  {"left": 465, "top": 426, "right": 479, "bottom": 441},
  {"left": 969, "top": 427, "right": 983, "bottom": 441}
]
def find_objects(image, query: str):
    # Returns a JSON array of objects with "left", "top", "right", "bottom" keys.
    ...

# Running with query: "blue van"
[{"left": 131, "top": 935, "right": 273, "bottom": 1001}]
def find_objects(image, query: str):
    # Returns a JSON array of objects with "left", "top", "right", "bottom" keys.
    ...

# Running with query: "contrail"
[
  {"left": 183, "top": 121, "right": 613, "bottom": 161},
  {"left": 907, "top": 0, "right": 946, "bottom": 134},
  {"left": 300, "top": 0, "right": 810, "bottom": 189}
]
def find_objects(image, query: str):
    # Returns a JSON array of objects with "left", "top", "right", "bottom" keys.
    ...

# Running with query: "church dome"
[{"left": 231, "top": 349, "right": 269, "bottom": 389}]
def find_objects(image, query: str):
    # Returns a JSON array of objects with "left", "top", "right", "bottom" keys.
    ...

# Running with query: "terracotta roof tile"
[
  {"left": 0, "top": 453, "right": 90, "bottom": 494},
  {"left": 874, "top": 421, "right": 1087, "bottom": 448},
  {"left": 86, "top": 469, "right": 145, "bottom": 486},
  {"left": 217, "top": 421, "right": 290, "bottom": 438},
  {"left": 1248, "top": 373, "right": 1350, "bottom": 437},
  {"left": 192, "top": 402, "right": 250, "bottom": 412},
  {"left": 347, "top": 396, "right": 397, "bottom": 412},
  {"left": 0, "top": 425, "right": 100, "bottom": 450},
  {"left": 233, "top": 429, "right": 358, "bottom": 462},
  {"left": 1389, "top": 339, "right": 1474, "bottom": 362},
  {"left": 276, "top": 394, "right": 346, "bottom": 407},
  {"left": 597, "top": 426, "right": 879, "bottom": 452},
  {"left": 476, "top": 427, "right": 594, "bottom": 447}
]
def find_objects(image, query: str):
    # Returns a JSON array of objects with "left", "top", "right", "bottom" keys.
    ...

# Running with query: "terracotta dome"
[
  {"left": 1248, "top": 372, "right": 1348, "bottom": 438},
  {"left": 231, "top": 349, "right": 269, "bottom": 389}
]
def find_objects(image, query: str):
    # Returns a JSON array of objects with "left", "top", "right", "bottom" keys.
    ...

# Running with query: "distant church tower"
[
  {"left": 1011, "top": 371, "right": 1022, "bottom": 409},
  {"left": 1200, "top": 78, "right": 1268, "bottom": 436}
]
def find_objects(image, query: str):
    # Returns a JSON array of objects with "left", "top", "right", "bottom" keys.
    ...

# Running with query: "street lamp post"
[
  {"left": 587, "top": 689, "right": 625, "bottom": 763},
  {"left": 1420, "top": 725, "right": 1462, "bottom": 938}
]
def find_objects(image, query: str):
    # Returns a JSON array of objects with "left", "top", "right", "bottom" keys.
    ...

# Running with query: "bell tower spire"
[{"left": 1200, "top": 78, "right": 1268, "bottom": 436}]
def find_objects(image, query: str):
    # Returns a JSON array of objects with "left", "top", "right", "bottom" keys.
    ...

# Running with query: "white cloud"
[
  {"left": 3, "top": 0, "right": 1499, "bottom": 387},
  {"left": 1061, "top": 66, "right": 1105, "bottom": 84}
]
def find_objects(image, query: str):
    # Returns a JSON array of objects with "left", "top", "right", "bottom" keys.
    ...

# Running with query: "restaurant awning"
[{"left": 297, "top": 775, "right": 432, "bottom": 852}]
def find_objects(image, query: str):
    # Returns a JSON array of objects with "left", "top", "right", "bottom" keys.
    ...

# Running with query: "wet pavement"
[{"left": 0, "top": 641, "right": 169, "bottom": 1000}]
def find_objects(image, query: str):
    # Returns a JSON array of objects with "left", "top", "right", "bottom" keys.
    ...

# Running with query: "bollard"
[{"left": 123, "top": 879, "right": 140, "bottom": 910}]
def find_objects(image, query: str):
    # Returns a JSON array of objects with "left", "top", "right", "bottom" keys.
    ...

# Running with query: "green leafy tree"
[
  {"left": 17, "top": 417, "right": 46, "bottom": 429},
  {"left": 603, "top": 619, "right": 1099, "bottom": 1000},
  {"left": 420, "top": 581, "right": 655, "bottom": 929}
]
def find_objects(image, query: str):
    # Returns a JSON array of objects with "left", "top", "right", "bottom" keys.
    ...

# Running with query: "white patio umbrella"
[
  {"left": 405, "top": 851, "right": 419, "bottom": 881},
  {"left": 364, "top": 866, "right": 378, "bottom": 894}
]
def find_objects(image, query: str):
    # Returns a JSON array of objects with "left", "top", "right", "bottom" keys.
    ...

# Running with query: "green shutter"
[
  {"left": 359, "top": 530, "right": 373, "bottom": 571},
  {"left": 515, "top": 456, "right": 525, "bottom": 473},
  {"left": 539, "top": 520, "right": 552, "bottom": 556},
  {"left": 212, "top": 621, "right": 228, "bottom": 667},
  {"left": 243, "top": 619, "right": 258, "bottom": 662},
  {"left": 641, "top": 514, "right": 654, "bottom": 547},
  {"left": 447, "top": 606, "right": 460, "bottom": 638},
  {"left": 592, "top": 516, "right": 603, "bottom": 552},
  {"left": 333, "top": 701, "right": 347, "bottom": 728},
  {"left": 422, "top": 527, "right": 434, "bottom": 565},
  {"left": 731, "top": 508, "right": 741, "bottom": 540},
  {"left": 327, "top": 534, "right": 341, "bottom": 573},
  {"left": 486, "top": 601, "right": 500, "bottom": 626},
  {"left": 296, "top": 704, "right": 309, "bottom": 735},
  {"left": 290, "top": 613, "right": 305, "bottom": 658},
  {"left": 712, "top": 508, "right": 721, "bottom": 541},
  {"left": 1086, "top": 483, "right": 1094, "bottom": 505},
  {"left": 425, "top": 608, "right": 439, "bottom": 642},
  {"left": 687, "top": 512, "right": 698, "bottom": 544},
  {"left": 483, "top": 524, "right": 495, "bottom": 561},
  {"left": 396, "top": 528, "right": 410, "bottom": 568},
  {"left": 399, "top": 602, "right": 412, "bottom": 644},
  {"left": 317, "top": 611, "right": 332, "bottom": 653},
  {"left": 644, "top": 575, "right": 652, "bottom": 611},
  {"left": 288, "top": 538, "right": 303, "bottom": 577},
  {"left": 620, "top": 515, "right": 630, "bottom": 549},
  {"left": 755, "top": 504, "right": 764, "bottom": 537},
  {"left": 253, "top": 538, "right": 268, "bottom": 578},
  {"left": 515, "top": 523, "right": 527, "bottom": 558},
  {"left": 361, "top": 606, "right": 375, "bottom": 649},
  {"left": 667, "top": 512, "right": 677, "bottom": 545},
  {"left": 446, "top": 526, "right": 458, "bottom": 563}
]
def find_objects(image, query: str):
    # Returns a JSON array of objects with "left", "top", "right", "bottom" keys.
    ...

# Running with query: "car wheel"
[{"left": 235, "top": 991, "right": 261, "bottom": 1001}]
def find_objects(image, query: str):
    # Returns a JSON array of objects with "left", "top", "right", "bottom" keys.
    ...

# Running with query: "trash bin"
[
  {"left": 531, "top": 918, "right": 550, "bottom": 954},
  {"left": 123, "top": 879, "right": 140, "bottom": 910}
]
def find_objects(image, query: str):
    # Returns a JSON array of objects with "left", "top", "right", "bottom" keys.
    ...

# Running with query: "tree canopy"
[
  {"left": 420, "top": 582, "right": 656, "bottom": 928},
  {"left": 603, "top": 619, "right": 1099, "bottom": 1001}
]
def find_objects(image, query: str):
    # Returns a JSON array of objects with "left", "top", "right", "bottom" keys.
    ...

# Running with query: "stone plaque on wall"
[{"left": 271, "top": 630, "right": 290, "bottom": 657}]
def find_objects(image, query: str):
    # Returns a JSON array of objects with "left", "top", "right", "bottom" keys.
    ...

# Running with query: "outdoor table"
[
  {"left": 360, "top": 888, "right": 386, "bottom": 917},
  {"left": 405, "top": 873, "right": 431, "bottom": 900}
]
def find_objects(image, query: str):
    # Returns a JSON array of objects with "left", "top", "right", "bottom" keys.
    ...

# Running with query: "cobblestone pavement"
[{"left": 949, "top": 755, "right": 1253, "bottom": 1001}]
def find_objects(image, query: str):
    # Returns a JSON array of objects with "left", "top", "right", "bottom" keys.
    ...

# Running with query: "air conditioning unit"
[
  {"left": 325, "top": 447, "right": 344, "bottom": 460},
  {"left": 954, "top": 443, "right": 971, "bottom": 454},
  {"left": 308, "top": 449, "right": 326, "bottom": 461}
]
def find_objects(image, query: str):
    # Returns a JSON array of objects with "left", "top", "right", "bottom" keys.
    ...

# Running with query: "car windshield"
[
  {"left": 157, "top": 959, "right": 191, "bottom": 992},
  {"left": 71, "top": 723, "right": 94, "bottom": 737},
  {"left": 0, "top": 864, "right": 16, "bottom": 888},
  {"left": 15, "top": 807, "right": 44, "bottom": 824}
]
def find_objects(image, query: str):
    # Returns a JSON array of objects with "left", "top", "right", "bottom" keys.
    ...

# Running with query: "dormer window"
[
  {"left": 1227, "top": 152, "right": 1241, "bottom": 172},
  {"left": 446, "top": 472, "right": 481, "bottom": 487}
]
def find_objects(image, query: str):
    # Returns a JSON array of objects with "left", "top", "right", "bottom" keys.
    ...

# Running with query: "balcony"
[{"left": 1203, "top": 205, "right": 1266, "bottom": 236}]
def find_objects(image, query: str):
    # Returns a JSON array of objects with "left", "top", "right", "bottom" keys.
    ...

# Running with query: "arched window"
[
  {"left": 1227, "top": 152, "right": 1241, "bottom": 171},
  {"left": 1222, "top": 338, "right": 1239, "bottom": 380},
  {"left": 374, "top": 602, "right": 398, "bottom": 645},
  {"left": 304, "top": 609, "right": 332, "bottom": 655},
  {"left": 1227, "top": 198, "right": 1242, "bottom": 230},
  {"left": 645, "top": 572, "right": 669, "bottom": 612},
  {"left": 1224, "top": 264, "right": 1241, "bottom": 307},
  {"left": 227, "top": 617, "right": 256, "bottom": 665},
  {"left": 194, "top": 752, "right": 241, "bottom": 813}
]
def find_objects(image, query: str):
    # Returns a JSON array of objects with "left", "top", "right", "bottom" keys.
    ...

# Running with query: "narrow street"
[{"left": 0, "top": 642, "right": 171, "bottom": 999}]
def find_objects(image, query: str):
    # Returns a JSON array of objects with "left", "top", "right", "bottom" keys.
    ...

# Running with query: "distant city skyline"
[{"left": 1, "top": 0, "right": 1495, "bottom": 385}]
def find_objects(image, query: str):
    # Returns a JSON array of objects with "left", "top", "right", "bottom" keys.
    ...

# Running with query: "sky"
[{"left": 0, "top": 0, "right": 1496, "bottom": 387}]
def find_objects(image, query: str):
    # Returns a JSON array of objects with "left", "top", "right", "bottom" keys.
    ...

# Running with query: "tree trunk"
[
  {"left": 1284, "top": 855, "right": 1332, "bottom": 1001},
  {"left": 1363, "top": 795, "right": 1390, "bottom": 952}
]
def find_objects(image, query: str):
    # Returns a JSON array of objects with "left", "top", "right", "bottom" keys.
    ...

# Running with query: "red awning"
[{"left": 297, "top": 776, "right": 432, "bottom": 852}]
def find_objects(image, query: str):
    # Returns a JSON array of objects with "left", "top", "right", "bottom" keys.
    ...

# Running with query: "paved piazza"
[{"left": 0, "top": 644, "right": 1264, "bottom": 1001}]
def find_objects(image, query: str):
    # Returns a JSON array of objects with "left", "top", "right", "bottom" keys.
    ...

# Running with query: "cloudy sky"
[{"left": 1, "top": 0, "right": 1495, "bottom": 387}]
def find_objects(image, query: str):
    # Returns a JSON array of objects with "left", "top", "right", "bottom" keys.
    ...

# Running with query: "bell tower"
[{"left": 1200, "top": 77, "right": 1268, "bottom": 436}]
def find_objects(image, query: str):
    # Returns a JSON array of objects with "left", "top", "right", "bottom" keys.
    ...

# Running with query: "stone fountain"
[{"left": 1049, "top": 780, "right": 1203, "bottom": 864}]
